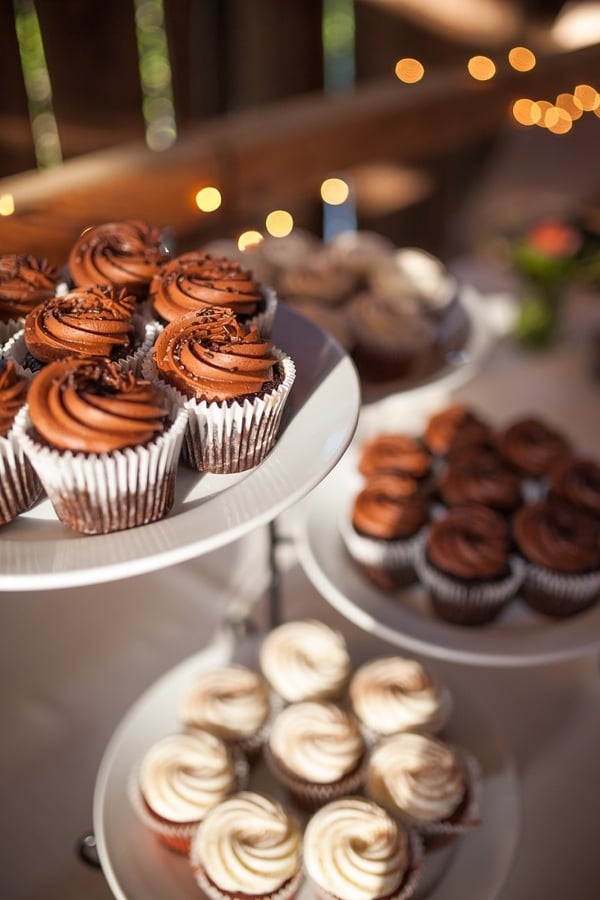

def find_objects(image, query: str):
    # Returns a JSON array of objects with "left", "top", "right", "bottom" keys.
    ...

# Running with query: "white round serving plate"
[
  {"left": 94, "top": 631, "right": 519, "bottom": 900},
  {"left": 296, "top": 450, "right": 600, "bottom": 667},
  {"left": 0, "top": 306, "right": 360, "bottom": 591}
]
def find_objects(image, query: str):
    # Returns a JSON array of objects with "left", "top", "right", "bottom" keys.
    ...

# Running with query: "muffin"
[
  {"left": 358, "top": 433, "right": 432, "bottom": 483},
  {"left": 178, "top": 664, "right": 271, "bottom": 758},
  {"left": 438, "top": 444, "right": 523, "bottom": 515},
  {"left": 513, "top": 498, "right": 600, "bottom": 617},
  {"left": 145, "top": 306, "right": 295, "bottom": 474},
  {"left": 68, "top": 219, "right": 170, "bottom": 299},
  {"left": 423, "top": 404, "right": 492, "bottom": 458},
  {"left": 303, "top": 796, "right": 423, "bottom": 900},
  {"left": 13, "top": 356, "right": 187, "bottom": 534},
  {"left": 348, "top": 656, "right": 452, "bottom": 742},
  {"left": 0, "top": 359, "right": 43, "bottom": 525},
  {"left": 496, "top": 416, "right": 571, "bottom": 481},
  {"left": 365, "top": 732, "right": 481, "bottom": 849},
  {"left": 259, "top": 619, "right": 351, "bottom": 705},
  {"left": 190, "top": 791, "right": 303, "bottom": 900},
  {"left": 130, "top": 730, "right": 244, "bottom": 855},
  {"left": 8, "top": 284, "right": 157, "bottom": 375},
  {"left": 0, "top": 254, "right": 59, "bottom": 344},
  {"left": 340, "top": 474, "right": 430, "bottom": 589},
  {"left": 149, "top": 250, "right": 277, "bottom": 336},
  {"left": 264, "top": 701, "right": 366, "bottom": 810},
  {"left": 547, "top": 456, "right": 600, "bottom": 518},
  {"left": 277, "top": 249, "right": 358, "bottom": 306},
  {"left": 326, "top": 229, "right": 396, "bottom": 279},
  {"left": 414, "top": 504, "right": 525, "bottom": 625}
]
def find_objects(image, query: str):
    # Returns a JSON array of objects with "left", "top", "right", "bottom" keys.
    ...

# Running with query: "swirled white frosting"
[
  {"left": 138, "top": 731, "right": 237, "bottom": 823},
  {"left": 192, "top": 791, "right": 302, "bottom": 894},
  {"left": 303, "top": 796, "right": 409, "bottom": 900},
  {"left": 349, "top": 656, "right": 452, "bottom": 736},
  {"left": 259, "top": 619, "right": 351, "bottom": 702},
  {"left": 178, "top": 665, "right": 270, "bottom": 739},
  {"left": 366, "top": 733, "right": 466, "bottom": 825},
  {"left": 268, "top": 701, "right": 364, "bottom": 784}
]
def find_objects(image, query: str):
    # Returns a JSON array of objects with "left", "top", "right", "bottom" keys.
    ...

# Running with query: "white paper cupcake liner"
[
  {"left": 191, "top": 852, "right": 304, "bottom": 900},
  {"left": 0, "top": 319, "right": 24, "bottom": 356},
  {"left": 253, "top": 284, "right": 278, "bottom": 338},
  {"left": 13, "top": 383, "right": 188, "bottom": 534},
  {"left": 522, "top": 562, "right": 600, "bottom": 617},
  {"left": 339, "top": 511, "right": 427, "bottom": 572},
  {"left": 0, "top": 428, "right": 44, "bottom": 525},
  {"left": 144, "top": 352, "right": 295, "bottom": 475}
]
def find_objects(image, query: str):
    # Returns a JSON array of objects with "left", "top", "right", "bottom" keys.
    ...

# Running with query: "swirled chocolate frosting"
[
  {"left": 423, "top": 404, "right": 491, "bottom": 457},
  {"left": 548, "top": 456, "right": 600, "bottom": 517},
  {"left": 439, "top": 445, "right": 522, "bottom": 512},
  {"left": 496, "top": 416, "right": 570, "bottom": 477},
  {"left": 0, "top": 254, "right": 58, "bottom": 322},
  {"left": 152, "top": 306, "right": 279, "bottom": 402},
  {"left": 68, "top": 219, "right": 169, "bottom": 294},
  {"left": 352, "top": 474, "right": 429, "bottom": 540},
  {"left": 303, "top": 796, "right": 410, "bottom": 900},
  {"left": 426, "top": 505, "right": 511, "bottom": 581},
  {"left": 24, "top": 285, "right": 136, "bottom": 363},
  {"left": 0, "top": 359, "right": 29, "bottom": 437},
  {"left": 178, "top": 665, "right": 270, "bottom": 741},
  {"left": 358, "top": 433, "right": 431, "bottom": 479},
  {"left": 139, "top": 731, "right": 237, "bottom": 823},
  {"left": 150, "top": 251, "right": 264, "bottom": 322},
  {"left": 192, "top": 791, "right": 302, "bottom": 895},
  {"left": 513, "top": 499, "right": 600, "bottom": 573},
  {"left": 27, "top": 357, "right": 168, "bottom": 453},
  {"left": 366, "top": 733, "right": 466, "bottom": 825}
]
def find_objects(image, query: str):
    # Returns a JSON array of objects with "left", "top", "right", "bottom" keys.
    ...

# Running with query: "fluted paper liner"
[
  {"left": 191, "top": 850, "right": 304, "bottom": 900},
  {"left": 522, "top": 562, "right": 600, "bottom": 618},
  {"left": 0, "top": 318, "right": 23, "bottom": 356},
  {"left": 339, "top": 506, "right": 427, "bottom": 581},
  {"left": 0, "top": 427, "right": 43, "bottom": 525},
  {"left": 263, "top": 741, "right": 367, "bottom": 811}
]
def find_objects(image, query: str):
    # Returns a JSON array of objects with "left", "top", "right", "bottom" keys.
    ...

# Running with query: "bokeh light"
[
  {"left": 394, "top": 58, "right": 424, "bottom": 84},
  {"left": 0, "top": 194, "right": 15, "bottom": 216},
  {"left": 238, "top": 231, "right": 263, "bottom": 251},
  {"left": 265, "top": 210, "right": 294, "bottom": 237},
  {"left": 573, "top": 83, "right": 600, "bottom": 111},
  {"left": 555, "top": 92, "right": 583, "bottom": 120},
  {"left": 508, "top": 46, "right": 536, "bottom": 72},
  {"left": 512, "top": 98, "right": 541, "bottom": 126},
  {"left": 320, "top": 177, "right": 350, "bottom": 205},
  {"left": 195, "top": 186, "right": 222, "bottom": 212},
  {"left": 467, "top": 56, "right": 496, "bottom": 81},
  {"left": 545, "top": 107, "right": 573, "bottom": 134}
]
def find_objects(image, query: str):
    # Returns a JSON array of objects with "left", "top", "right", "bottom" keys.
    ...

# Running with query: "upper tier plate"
[{"left": 0, "top": 306, "right": 361, "bottom": 591}]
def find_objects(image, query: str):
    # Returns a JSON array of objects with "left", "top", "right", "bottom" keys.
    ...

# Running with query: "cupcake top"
[
  {"left": 349, "top": 656, "right": 452, "bottom": 737},
  {"left": 351, "top": 475, "right": 429, "bottom": 540},
  {"left": 426, "top": 505, "right": 511, "bottom": 581},
  {"left": 358, "top": 433, "right": 431, "bottom": 480},
  {"left": 150, "top": 251, "right": 265, "bottom": 322},
  {"left": 0, "top": 254, "right": 59, "bottom": 323},
  {"left": 438, "top": 445, "right": 522, "bottom": 513},
  {"left": 496, "top": 416, "right": 570, "bottom": 477},
  {"left": 548, "top": 456, "right": 600, "bottom": 517},
  {"left": 259, "top": 619, "right": 351, "bottom": 703},
  {"left": 0, "top": 359, "right": 29, "bottom": 437},
  {"left": 513, "top": 499, "right": 600, "bottom": 574},
  {"left": 178, "top": 664, "right": 270, "bottom": 742},
  {"left": 191, "top": 791, "right": 302, "bottom": 895},
  {"left": 23, "top": 285, "right": 136, "bottom": 364},
  {"left": 423, "top": 404, "right": 491, "bottom": 457},
  {"left": 267, "top": 701, "right": 365, "bottom": 784},
  {"left": 138, "top": 731, "right": 238, "bottom": 824},
  {"left": 277, "top": 249, "right": 358, "bottom": 304},
  {"left": 303, "top": 796, "right": 411, "bottom": 900},
  {"left": 152, "top": 306, "right": 280, "bottom": 403},
  {"left": 26, "top": 357, "right": 168, "bottom": 453},
  {"left": 68, "top": 219, "right": 169, "bottom": 295},
  {"left": 348, "top": 291, "right": 436, "bottom": 355},
  {"left": 365, "top": 732, "right": 467, "bottom": 826}
]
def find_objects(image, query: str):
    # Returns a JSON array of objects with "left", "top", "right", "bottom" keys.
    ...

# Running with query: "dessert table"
[{"left": 0, "top": 263, "right": 599, "bottom": 899}]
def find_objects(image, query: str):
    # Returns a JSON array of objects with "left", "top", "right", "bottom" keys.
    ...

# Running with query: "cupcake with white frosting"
[
  {"left": 259, "top": 619, "right": 351, "bottom": 705},
  {"left": 348, "top": 657, "right": 452, "bottom": 743},
  {"left": 264, "top": 701, "right": 366, "bottom": 810},
  {"left": 365, "top": 732, "right": 481, "bottom": 849},
  {"left": 190, "top": 791, "right": 303, "bottom": 900},
  {"left": 129, "top": 730, "right": 246, "bottom": 854},
  {"left": 178, "top": 664, "right": 271, "bottom": 758},
  {"left": 303, "top": 795, "right": 423, "bottom": 900}
]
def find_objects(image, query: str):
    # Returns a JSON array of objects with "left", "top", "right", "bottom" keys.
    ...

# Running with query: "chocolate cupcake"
[
  {"left": 513, "top": 498, "right": 600, "bottom": 617},
  {"left": 348, "top": 656, "right": 453, "bottom": 742},
  {"left": 264, "top": 701, "right": 367, "bottom": 810},
  {"left": 303, "top": 796, "right": 423, "bottom": 900},
  {"left": 438, "top": 444, "right": 523, "bottom": 515},
  {"left": 68, "top": 219, "right": 170, "bottom": 299},
  {"left": 365, "top": 732, "right": 481, "bottom": 849},
  {"left": 414, "top": 505, "right": 525, "bottom": 625},
  {"left": 496, "top": 416, "right": 571, "bottom": 483},
  {"left": 190, "top": 791, "right": 303, "bottom": 900},
  {"left": 149, "top": 250, "right": 277, "bottom": 336},
  {"left": 340, "top": 473, "right": 430, "bottom": 589},
  {"left": 145, "top": 306, "right": 295, "bottom": 474},
  {"left": 547, "top": 456, "right": 600, "bottom": 518},
  {"left": 0, "top": 254, "right": 59, "bottom": 344},
  {"left": 14, "top": 356, "right": 187, "bottom": 534},
  {"left": 423, "top": 404, "right": 492, "bottom": 458},
  {"left": 0, "top": 359, "right": 43, "bottom": 525},
  {"left": 358, "top": 433, "right": 432, "bottom": 483}
]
